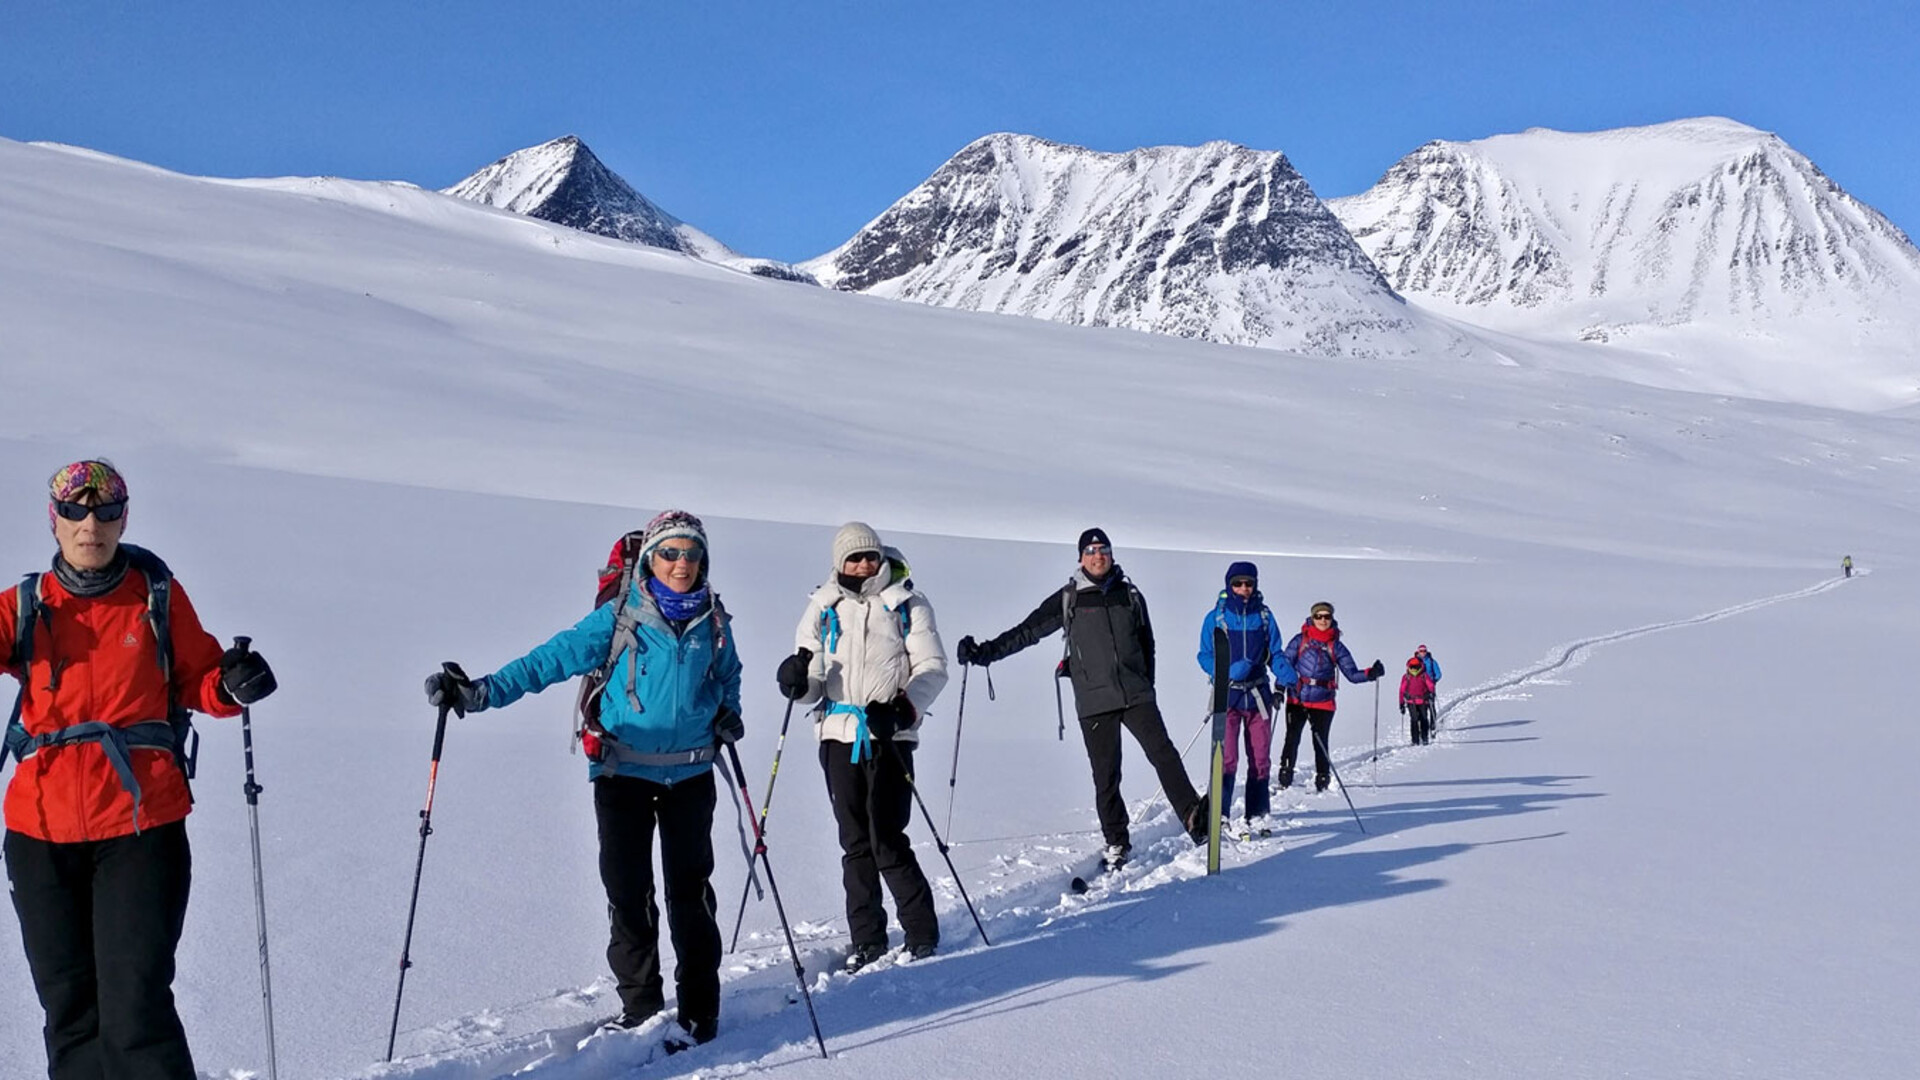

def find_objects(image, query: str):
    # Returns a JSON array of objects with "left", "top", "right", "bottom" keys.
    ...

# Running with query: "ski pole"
[
  {"left": 386, "top": 663, "right": 460, "bottom": 1062},
  {"left": 1310, "top": 726, "right": 1367, "bottom": 834},
  {"left": 722, "top": 741, "right": 829, "bottom": 1059},
  {"left": 728, "top": 696, "right": 797, "bottom": 953},
  {"left": 232, "top": 638, "right": 278, "bottom": 1080},
  {"left": 944, "top": 665, "right": 969, "bottom": 838},
  {"left": 1372, "top": 681, "right": 1381, "bottom": 785},
  {"left": 722, "top": 748, "right": 765, "bottom": 912},
  {"left": 886, "top": 744, "right": 992, "bottom": 947}
]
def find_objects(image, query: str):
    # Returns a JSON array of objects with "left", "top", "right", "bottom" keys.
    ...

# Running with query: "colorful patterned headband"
[{"left": 47, "top": 459, "right": 129, "bottom": 531}]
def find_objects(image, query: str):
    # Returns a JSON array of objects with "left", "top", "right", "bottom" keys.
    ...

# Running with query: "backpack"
[
  {"left": 1210, "top": 593, "right": 1277, "bottom": 672},
  {"left": 571, "top": 531, "right": 730, "bottom": 757},
  {"left": 1290, "top": 628, "right": 1340, "bottom": 694},
  {"left": 1056, "top": 574, "right": 1147, "bottom": 675},
  {"left": 2, "top": 545, "right": 198, "bottom": 790}
]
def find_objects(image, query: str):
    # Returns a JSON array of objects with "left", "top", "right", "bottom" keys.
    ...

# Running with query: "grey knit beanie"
[{"left": 831, "top": 521, "right": 884, "bottom": 570}]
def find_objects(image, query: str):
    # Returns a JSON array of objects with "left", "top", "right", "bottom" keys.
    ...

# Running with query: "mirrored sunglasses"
[
  {"left": 652, "top": 544, "right": 705, "bottom": 563},
  {"left": 1081, "top": 543, "right": 1112, "bottom": 556},
  {"left": 53, "top": 500, "right": 127, "bottom": 523}
]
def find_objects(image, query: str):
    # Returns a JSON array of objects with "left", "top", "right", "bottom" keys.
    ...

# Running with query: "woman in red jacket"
[{"left": 2, "top": 460, "right": 276, "bottom": 1080}]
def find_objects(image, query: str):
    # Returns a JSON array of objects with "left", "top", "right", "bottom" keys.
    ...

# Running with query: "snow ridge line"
[{"left": 1342, "top": 573, "right": 1850, "bottom": 770}]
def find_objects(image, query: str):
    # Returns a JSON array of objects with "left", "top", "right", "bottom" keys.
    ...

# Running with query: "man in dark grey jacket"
[{"left": 958, "top": 528, "right": 1206, "bottom": 870}]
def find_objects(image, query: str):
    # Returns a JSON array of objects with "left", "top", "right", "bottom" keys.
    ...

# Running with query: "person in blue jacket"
[
  {"left": 1195, "top": 562, "right": 1297, "bottom": 826},
  {"left": 424, "top": 509, "right": 742, "bottom": 1048},
  {"left": 1415, "top": 643, "right": 1441, "bottom": 686}
]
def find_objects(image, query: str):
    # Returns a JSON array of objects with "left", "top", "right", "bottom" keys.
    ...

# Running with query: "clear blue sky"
[{"left": 3, "top": 1, "right": 1913, "bottom": 262}]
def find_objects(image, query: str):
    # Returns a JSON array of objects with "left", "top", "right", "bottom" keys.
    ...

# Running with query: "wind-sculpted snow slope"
[{"left": 3, "top": 136, "right": 1916, "bottom": 568}]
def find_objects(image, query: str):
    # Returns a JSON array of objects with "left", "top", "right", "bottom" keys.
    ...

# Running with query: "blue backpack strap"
[
  {"left": 17, "top": 719, "right": 177, "bottom": 832},
  {"left": 819, "top": 601, "right": 841, "bottom": 654}
]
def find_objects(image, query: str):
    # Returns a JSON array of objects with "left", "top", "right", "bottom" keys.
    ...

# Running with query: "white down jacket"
[{"left": 793, "top": 553, "right": 948, "bottom": 746}]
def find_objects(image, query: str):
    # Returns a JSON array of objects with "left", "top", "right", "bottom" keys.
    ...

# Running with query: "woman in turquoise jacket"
[{"left": 425, "top": 509, "right": 741, "bottom": 1048}]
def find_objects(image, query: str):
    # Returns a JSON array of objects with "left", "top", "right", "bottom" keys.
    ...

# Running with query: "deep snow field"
[{"left": 1, "top": 136, "right": 1916, "bottom": 1079}]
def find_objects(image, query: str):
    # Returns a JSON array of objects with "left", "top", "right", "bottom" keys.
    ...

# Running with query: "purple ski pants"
[{"left": 1222, "top": 707, "right": 1271, "bottom": 780}]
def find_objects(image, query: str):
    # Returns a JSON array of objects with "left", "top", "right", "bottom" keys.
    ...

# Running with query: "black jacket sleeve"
[
  {"left": 978, "top": 588, "right": 1069, "bottom": 664},
  {"left": 1132, "top": 587, "right": 1155, "bottom": 684}
]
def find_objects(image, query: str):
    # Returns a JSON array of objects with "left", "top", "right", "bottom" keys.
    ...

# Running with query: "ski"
[{"left": 1206, "top": 625, "right": 1230, "bottom": 875}]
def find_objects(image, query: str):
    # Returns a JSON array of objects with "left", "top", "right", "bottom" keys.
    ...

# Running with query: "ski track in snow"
[{"left": 362, "top": 572, "right": 1854, "bottom": 1080}]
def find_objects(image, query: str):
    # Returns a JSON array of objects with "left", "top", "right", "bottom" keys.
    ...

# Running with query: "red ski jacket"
[{"left": 3, "top": 569, "right": 236, "bottom": 843}]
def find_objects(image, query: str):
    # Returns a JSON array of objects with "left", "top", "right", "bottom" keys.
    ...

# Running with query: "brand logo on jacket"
[{"left": 122, "top": 632, "right": 139, "bottom": 648}]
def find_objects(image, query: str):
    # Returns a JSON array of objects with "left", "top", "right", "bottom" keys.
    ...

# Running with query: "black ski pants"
[
  {"left": 5, "top": 821, "right": 195, "bottom": 1080},
  {"left": 593, "top": 772, "right": 721, "bottom": 1025},
  {"left": 819, "top": 741, "right": 937, "bottom": 952},
  {"left": 1079, "top": 700, "right": 1202, "bottom": 849},
  {"left": 1407, "top": 703, "right": 1436, "bottom": 745},
  {"left": 1278, "top": 703, "right": 1335, "bottom": 788}
]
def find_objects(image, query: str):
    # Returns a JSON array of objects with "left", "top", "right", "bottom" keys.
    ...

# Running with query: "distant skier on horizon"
[{"left": 1843, "top": 555, "right": 1853, "bottom": 578}]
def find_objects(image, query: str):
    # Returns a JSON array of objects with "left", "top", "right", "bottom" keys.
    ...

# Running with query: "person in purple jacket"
[
  {"left": 1280, "top": 602, "right": 1384, "bottom": 792},
  {"left": 1195, "top": 562, "right": 1297, "bottom": 827}
]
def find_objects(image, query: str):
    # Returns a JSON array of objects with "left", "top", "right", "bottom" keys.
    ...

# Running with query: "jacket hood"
[{"left": 1073, "top": 563, "right": 1126, "bottom": 591}]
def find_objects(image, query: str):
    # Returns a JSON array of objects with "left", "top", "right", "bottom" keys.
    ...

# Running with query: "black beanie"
[{"left": 1077, "top": 527, "right": 1112, "bottom": 553}]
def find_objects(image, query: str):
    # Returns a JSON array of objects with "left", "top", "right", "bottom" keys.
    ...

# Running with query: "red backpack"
[
  {"left": 571, "top": 530, "right": 731, "bottom": 759},
  {"left": 572, "top": 531, "right": 646, "bottom": 757}
]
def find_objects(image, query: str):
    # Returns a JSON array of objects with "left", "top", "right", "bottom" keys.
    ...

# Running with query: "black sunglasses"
[
  {"left": 843, "top": 550, "right": 882, "bottom": 565},
  {"left": 652, "top": 544, "right": 704, "bottom": 563},
  {"left": 1229, "top": 578, "right": 1256, "bottom": 588},
  {"left": 53, "top": 500, "right": 127, "bottom": 523}
]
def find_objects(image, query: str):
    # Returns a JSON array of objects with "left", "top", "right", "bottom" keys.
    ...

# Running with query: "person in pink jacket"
[{"left": 1399, "top": 657, "right": 1436, "bottom": 746}]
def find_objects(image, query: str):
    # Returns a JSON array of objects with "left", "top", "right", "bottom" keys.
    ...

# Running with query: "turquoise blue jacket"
[{"left": 483, "top": 584, "right": 742, "bottom": 785}]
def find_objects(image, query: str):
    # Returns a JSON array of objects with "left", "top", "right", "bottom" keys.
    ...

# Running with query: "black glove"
[
  {"left": 1367, "top": 660, "right": 1386, "bottom": 680},
  {"left": 775, "top": 647, "right": 813, "bottom": 701},
  {"left": 424, "top": 662, "right": 488, "bottom": 718},
  {"left": 1398, "top": 703, "right": 1407, "bottom": 715},
  {"left": 218, "top": 639, "right": 277, "bottom": 705},
  {"left": 957, "top": 635, "right": 992, "bottom": 666},
  {"left": 864, "top": 696, "right": 913, "bottom": 742},
  {"left": 714, "top": 705, "right": 745, "bottom": 745}
]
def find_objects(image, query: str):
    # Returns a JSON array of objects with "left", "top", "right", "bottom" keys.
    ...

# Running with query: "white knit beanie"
[{"left": 831, "top": 521, "right": 884, "bottom": 570}]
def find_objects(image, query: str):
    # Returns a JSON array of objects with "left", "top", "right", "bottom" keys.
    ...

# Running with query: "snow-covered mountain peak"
[
  {"left": 445, "top": 135, "right": 813, "bottom": 281},
  {"left": 804, "top": 132, "right": 1469, "bottom": 358},
  {"left": 1328, "top": 118, "right": 1920, "bottom": 393},
  {"left": 444, "top": 134, "right": 686, "bottom": 250}
]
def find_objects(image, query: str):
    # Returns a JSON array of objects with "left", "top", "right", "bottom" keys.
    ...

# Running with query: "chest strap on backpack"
[{"left": 12, "top": 719, "right": 178, "bottom": 833}]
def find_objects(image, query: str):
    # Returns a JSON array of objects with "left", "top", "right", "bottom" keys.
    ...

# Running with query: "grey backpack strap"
[
  {"left": 605, "top": 558, "right": 645, "bottom": 713},
  {"left": 1058, "top": 583, "right": 1075, "bottom": 663},
  {"left": 122, "top": 546, "right": 195, "bottom": 781},
  {"left": 3, "top": 575, "right": 41, "bottom": 772}
]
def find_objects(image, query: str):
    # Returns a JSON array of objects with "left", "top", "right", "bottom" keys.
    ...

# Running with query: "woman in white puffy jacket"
[{"left": 774, "top": 522, "right": 948, "bottom": 971}]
